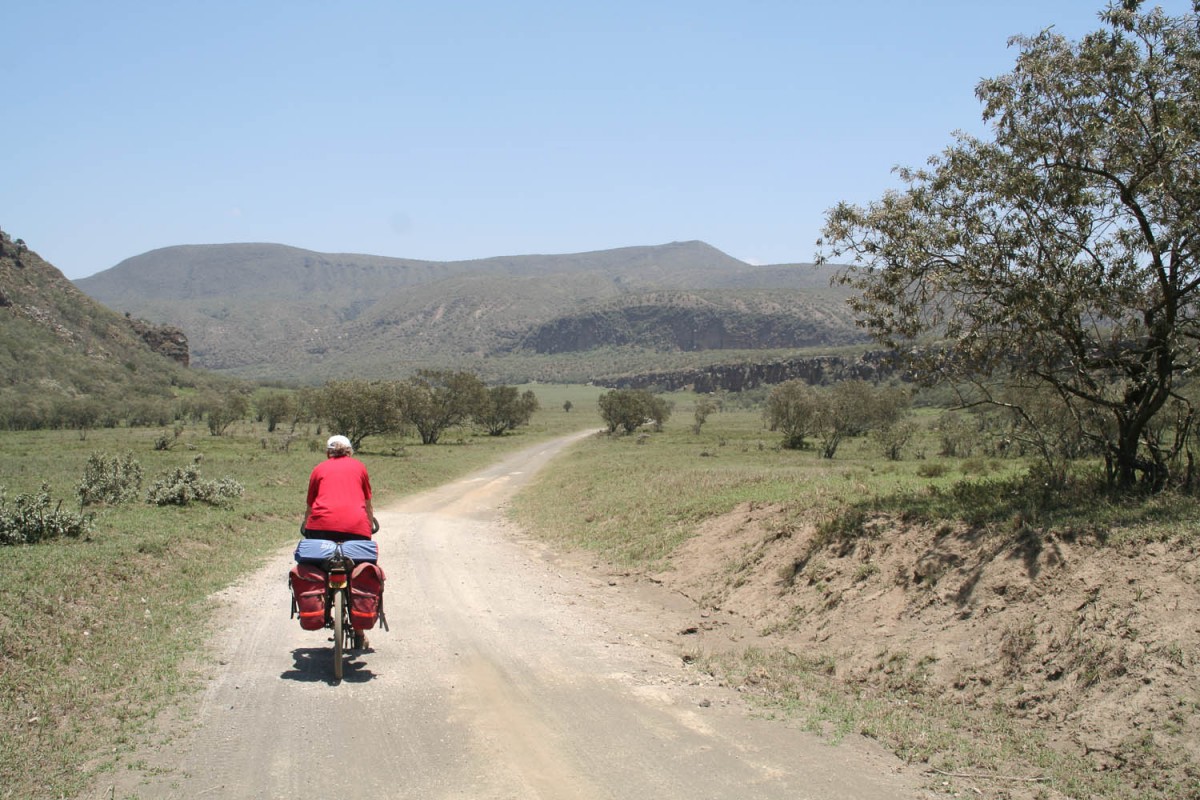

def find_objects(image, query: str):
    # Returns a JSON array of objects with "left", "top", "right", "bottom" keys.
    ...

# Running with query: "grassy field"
[
  {"left": 510, "top": 401, "right": 1025, "bottom": 566},
  {"left": 0, "top": 385, "right": 602, "bottom": 800},
  {"left": 4, "top": 386, "right": 1194, "bottom": 799},
  {"left": 512, "top": 396, "right": 1195, "bottom": 565}
]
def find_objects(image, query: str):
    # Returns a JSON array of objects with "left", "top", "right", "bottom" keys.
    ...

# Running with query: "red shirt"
[{"left": 305, "top": 455, "right": 373, "bottom": 538}]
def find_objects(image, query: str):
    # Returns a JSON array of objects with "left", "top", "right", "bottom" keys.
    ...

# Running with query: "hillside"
[
  {"left": 75, "top": 241, "right": 867, "bottom": 383},
  {"left": 0, "top": 229, "right": 233, "bottom": 426}
]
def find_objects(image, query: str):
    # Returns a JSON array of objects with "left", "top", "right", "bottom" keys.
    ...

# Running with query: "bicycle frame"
[{"left": 322, "top": 546, "right": 356, "bottom": 680}]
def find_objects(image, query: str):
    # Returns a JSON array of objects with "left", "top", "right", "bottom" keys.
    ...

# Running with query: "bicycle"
[{"left": 290, "top": 523, "right": 386, "bottom": 680}]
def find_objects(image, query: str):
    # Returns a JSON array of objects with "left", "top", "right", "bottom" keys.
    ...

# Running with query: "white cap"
[{"left": 326, "top": 435, "right": 353, "bottom": 452}]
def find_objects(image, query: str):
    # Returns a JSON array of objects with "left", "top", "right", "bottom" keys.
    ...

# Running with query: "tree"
[
  {"left": 817, "top": 380, "right": 872, "bottom": 458},
  {"left": 476, "top": 385, "right": 540, "bottom": 436},
  {"left": 306, "top": 380, "right": 405, "bottom": 451},
  {"left": 692, "top": 396, "right": 718, "bottom": 434},
  {"left": 820, "top": 2, "right": 1200, "bottom": 491},
  {"left": 874, "top": 418, "right": 919, "bottom": 461},
  {"left": 598, "top": 389, "right": 669, "bottom": 435},
  {"left": 646, "top": 394, "right": 672, "bottom": 432},
  {"left": 205, "top": 393, "right": 250, "bottom": 436},
  {"left": 254, "top": 390, "right": 298, "bottom": 433},
  {"left": 401, "top": 370, "right": 487, "bottom": 444},
  {"left": 764, "top": 380, "right": 822, "bottom": 449}
]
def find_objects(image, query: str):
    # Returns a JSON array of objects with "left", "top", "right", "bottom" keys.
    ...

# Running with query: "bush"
[
  {"left": 146, "top": 458, "right": 244, "bottom": 506},
  {"left": 598, "top": 389, "right": 671, "bottom": 435},
  {"left": 0, "top": 484, "right": 93, "bottom": 545},
  {"left": 764, "top": 381, "right": 821, "bottom": 449},
  {"left": 916, "top": 462, "right": 951, "bottom": 479},
  {"left": 76, "top": 452, "right": 143, "bottom": 506}
]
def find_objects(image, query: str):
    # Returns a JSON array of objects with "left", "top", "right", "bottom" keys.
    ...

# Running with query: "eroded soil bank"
[{"left": 645, "top": 501, "right": 1200, "bottom": 799}]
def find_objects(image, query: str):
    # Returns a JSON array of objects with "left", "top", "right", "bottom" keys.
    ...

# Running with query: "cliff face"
[
  {"left": 124, "top": 316, "right": 190, "bottom": 367},
  {"left": 520, "top": 302, "right": 866, "bottom": 355},
  {"left": 603, "top": 350, "right": 905, "bottom": 392}
]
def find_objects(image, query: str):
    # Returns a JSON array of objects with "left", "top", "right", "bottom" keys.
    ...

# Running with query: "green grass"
[
  {"left": 510, "top": 400, "right": 983, "bottom": 566},
  {"left": 512, "top": 399, "right": 1200, "bottom": 568},
  {"left": 0, "top": 386, "right": 598, "bottom": 800}
]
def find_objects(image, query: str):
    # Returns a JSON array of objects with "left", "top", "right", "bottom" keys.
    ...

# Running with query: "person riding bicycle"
[
  {"left": 303, "top": 434, "right": 378, "bottom": 542},
  {"left": 303, "top": 434, "right": 379, "bottom": 649}
]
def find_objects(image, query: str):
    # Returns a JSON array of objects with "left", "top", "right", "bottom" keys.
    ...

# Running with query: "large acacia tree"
[
  {"left": 304, "top": 380, "right": 406, "bottom": 451},
  {"left": 401, "top": 370, "right": 488, "bottom": 445},
  {"left": 820, "top": 2, "right": 1200, "bottom": 490}
]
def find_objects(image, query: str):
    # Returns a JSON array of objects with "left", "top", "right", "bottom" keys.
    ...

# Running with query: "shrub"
[
  {"left": 936, "top": 411, "right": 978, "bottom": 458},
  {"left": 0, "top": 484, "right": 94, "bottom": 545},
  {"left": 916, "top": 462, "right": 950, "bottom": 479},
  {"left": 764, "top": 380, "right": 821, "bottom": 449},
  {"left": 153, "top": 427, "right": 183, "bottom": 451},
  {"left": 599, "top": 388, "right": 671, "bottom": 435},
  {"left": 146, "top": 458, "right": 245, "bottom": 506},
  {"left": 76, "top": 451, "right": 143, "bottom": 506}
]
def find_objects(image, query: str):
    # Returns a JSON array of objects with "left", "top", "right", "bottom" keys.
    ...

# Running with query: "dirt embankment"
[{"left": 651, "top": 502, "right": 1200, "bottom": 797}]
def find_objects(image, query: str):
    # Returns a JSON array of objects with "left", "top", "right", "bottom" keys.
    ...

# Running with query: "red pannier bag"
[
  {"left": 289, "top": 564, "right": 327, "bottom": 630},
  {"left": 349, "top": 562, "right": 385, "bottom": 631}
]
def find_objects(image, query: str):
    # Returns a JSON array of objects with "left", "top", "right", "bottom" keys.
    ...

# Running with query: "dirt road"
[{"left": 95, "top": 432, "right": 931, "bottom": 799}]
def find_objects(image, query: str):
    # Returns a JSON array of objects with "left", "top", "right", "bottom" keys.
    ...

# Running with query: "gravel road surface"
[{"left": 91, "top": 432, "right": 931, "bottom": 799}]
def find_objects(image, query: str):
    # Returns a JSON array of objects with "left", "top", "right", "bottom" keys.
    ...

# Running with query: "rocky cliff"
[{"left": 603, "top": 350, "right": 905, "bottom": 392}]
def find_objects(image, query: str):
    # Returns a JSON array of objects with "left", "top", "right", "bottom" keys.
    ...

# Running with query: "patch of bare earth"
[{"left": 650, "top": 502, "right": 1200, "bottom": 799}]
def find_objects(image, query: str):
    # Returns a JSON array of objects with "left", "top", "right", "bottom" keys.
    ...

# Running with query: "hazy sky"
[{"left": 4, "top": 1, "right": 1192, "bottom": 279}]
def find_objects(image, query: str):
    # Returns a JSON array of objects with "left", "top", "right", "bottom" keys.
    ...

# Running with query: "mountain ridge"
[{"left": 75, "top": 240, "right": 865, "bottom": 383}]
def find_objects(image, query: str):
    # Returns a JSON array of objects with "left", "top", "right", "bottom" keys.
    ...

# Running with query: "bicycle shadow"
[{"left": 281, "top": 646, "right": 378, "bottom": 684}]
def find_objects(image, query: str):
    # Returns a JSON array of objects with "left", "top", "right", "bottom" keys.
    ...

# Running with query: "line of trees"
[
  {"left": 301, "top": 371, "right": 540, "bottom": 449},
  {"left": 0, "top": 371, "right": 542, "bottom": 449}
]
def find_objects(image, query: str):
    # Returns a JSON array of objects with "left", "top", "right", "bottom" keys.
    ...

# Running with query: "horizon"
[{"left": 71, "top": 238, "right": 822, "bottom": 280}]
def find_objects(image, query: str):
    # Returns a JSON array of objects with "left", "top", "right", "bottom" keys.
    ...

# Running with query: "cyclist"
[
  {"left": 302, "top": 434, "right": 379, "bottom": 649},
  {"left": 303, "top": 434, "right": 377, "bottom": 542}
]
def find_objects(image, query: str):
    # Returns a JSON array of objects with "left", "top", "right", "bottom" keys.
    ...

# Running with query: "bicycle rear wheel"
[{"left": 332, "top": 591, "right": 345, "bottom": 680}]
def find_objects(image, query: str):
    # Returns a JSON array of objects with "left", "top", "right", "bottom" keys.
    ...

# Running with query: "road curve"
[{"left": 90, "top": 431, "right": 930, "bottom": 800}]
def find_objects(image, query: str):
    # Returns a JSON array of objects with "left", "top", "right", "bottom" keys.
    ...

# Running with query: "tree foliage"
[
  {"left": 765, "top": 380, "right": 910, "bottom": 454},
  {"left": 817, "top": 380, "right": 910, "bottom": 459},
  {"left": 692, "top": 395, "right": 718, "bottom": 434},
  {"left": 475, "top": 385, "right": 539, "bottom": 436},
  {"left": 254, "top": 389, "right": 298, "bottom": 433},
  {"left": 401, "top": 370, "right": 487, "bottom": 445},
  {"left": 598, "top": 389, "right": 671, "bottom": 435},
  {"left": 304, "top": 379, "right": 405, "bottom": 451},
  {"left": 204, "top": 392, "right": 250, "bottom": 437},
  {"left": 764, "top": 380, "right": 822, "bottom": 450},
  {"left": 820, "top": 2, "right": 1200, "bottom": 490}
]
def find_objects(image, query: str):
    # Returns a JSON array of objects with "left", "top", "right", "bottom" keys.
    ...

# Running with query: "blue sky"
[{"left": 3, "top": 1, "right": 1192, "bottom": 280}]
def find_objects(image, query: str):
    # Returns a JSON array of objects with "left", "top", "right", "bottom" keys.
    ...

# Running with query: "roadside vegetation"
[
  {"left": 512, "top": 392, "right": 1200, "bottom": 800},
  {"left": 0, "top": 387, "right": 600, "bottom": 800}
]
